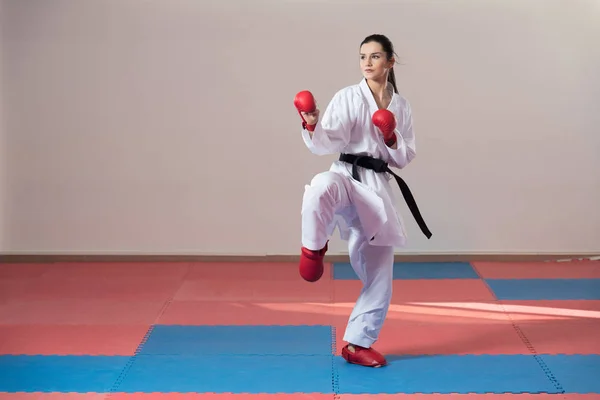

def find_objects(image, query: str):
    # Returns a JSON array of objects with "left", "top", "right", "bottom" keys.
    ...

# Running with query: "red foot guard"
[
  {"left": 342, "top": 344, "right": 387, "bottom": 367},
  {"left": 299, "top": 241, "right": 328, "bottom": 282}
]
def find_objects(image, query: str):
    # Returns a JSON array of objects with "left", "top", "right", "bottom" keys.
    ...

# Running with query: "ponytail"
[{"left": 388, "top": 68, "right": 398, "bottom": 94}]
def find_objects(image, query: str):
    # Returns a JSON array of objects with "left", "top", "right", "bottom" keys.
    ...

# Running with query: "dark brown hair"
[{"left": 360, "top": 34, "right": 399, "bottom": 93}]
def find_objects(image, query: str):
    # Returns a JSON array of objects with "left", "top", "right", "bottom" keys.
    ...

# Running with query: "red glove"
[
  {"left": 294, "top": 90, "right": 317, "bottom": 131},
  {"left": 372, "top": 109, "right": 397, "bottom": 147}
]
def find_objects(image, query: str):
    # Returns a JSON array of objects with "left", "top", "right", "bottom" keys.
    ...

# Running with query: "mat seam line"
[
  {"left": 104, "top": 264, "right": 191, "bottom": 397},
  {"left": 498, "top": 301, "right": 565, "bottom": 394},
  {"left": 330, "top": 261, "right": 341, "bottom": 399},
  {"left": 477, "top": 270, "right": 566, "bottom": 395},
  {"left": 105, "top": 324, "right": 154, "bottom": 397},
  {"left": 332, "top": 325, "right": 340, "bottom": 399}
]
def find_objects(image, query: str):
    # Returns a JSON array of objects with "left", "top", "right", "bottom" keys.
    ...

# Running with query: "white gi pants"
[{"left": 301, "top": 171, "right": 394, "bottom": 348}]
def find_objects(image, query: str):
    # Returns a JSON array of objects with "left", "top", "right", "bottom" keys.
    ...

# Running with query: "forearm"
[
  {"left": 297, "top": 88, "right": 354, "bottom": 155},
  {"left": 386, "top": 130, "right": 415, "bottom": 168},
  {"left": 302, "top": 124, "right": 348, "bottom": 155}
]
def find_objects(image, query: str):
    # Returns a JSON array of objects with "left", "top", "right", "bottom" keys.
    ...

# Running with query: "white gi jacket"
[{"left": 301, "top": 78, "right": 418, "bottom": 248}]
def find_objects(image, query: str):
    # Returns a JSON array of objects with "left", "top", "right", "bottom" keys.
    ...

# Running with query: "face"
[{"left": 359, "top": 41, "right": 394, "bottom": 81}]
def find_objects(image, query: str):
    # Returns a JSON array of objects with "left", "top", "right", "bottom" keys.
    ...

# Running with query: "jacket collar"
[{"left": 359, "top": 78, "right": 396, "bottom": 114}]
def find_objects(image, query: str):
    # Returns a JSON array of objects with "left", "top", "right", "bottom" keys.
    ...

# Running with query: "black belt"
[{"left": 339, "top": 153, "right": 432, "bottom": 239}]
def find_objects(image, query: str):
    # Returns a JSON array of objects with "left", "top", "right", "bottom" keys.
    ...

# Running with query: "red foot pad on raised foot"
[
  {"left": 342, "top": 344, "right": 387, "bottom": 367},
  {"left": 299, "top": 241, "right": 328, "bottom": 282}
]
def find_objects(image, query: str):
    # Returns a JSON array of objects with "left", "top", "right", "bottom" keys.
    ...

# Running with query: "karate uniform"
[{"left": 300, "top": 78, "right": 417, "bottom": 348}]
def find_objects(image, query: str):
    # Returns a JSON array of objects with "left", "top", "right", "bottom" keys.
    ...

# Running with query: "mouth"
[{"left": 364, "top": 69, "right": 374, "bottom": 73}]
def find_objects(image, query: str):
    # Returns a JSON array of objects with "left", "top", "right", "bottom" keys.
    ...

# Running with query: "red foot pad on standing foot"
[
  {"left": 342, "top": 344, "right": 388, "bottom": 367},
  {"left": 299, "top": 241, "right": 328, "bottom": 282}
]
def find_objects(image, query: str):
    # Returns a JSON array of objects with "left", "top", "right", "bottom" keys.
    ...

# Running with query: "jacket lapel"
[{"left": 359, "top": 78, "right": 396, "bottom": 114}]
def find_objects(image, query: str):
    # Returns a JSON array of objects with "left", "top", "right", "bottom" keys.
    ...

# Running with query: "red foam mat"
[
  {"left": 185, "top": 261, "right": 328, "bottom": 281},
  {"left": 173, "top": 278, "right": 332, "bottom": 302},
  {"left": 0, "top": 279, "right": 34, "bottom": 303},
  {"left": 0, "top": 395, "right": 107, "bottom": 399},
  {"left": 0, "top": 394, "right": 596, "bottom": 400},
  {"left": 338, "top": 395, "right": 600, "bottom": 399},
  {"left": 334, "top": 279, "right": 496, "bottom": 303},
  {"left": 0, "top": 263, "right": 49, "bottom": 278},
  {"left": 108, "top": 394, "right": 333, "bottom": 399},
  {"left": 0, "top": 300, "right": 166, "bottom": 324},
  {"left": 158, "top": 300, "right": 338, "bottom": 326},
  {"left": 0, "top": 324, "right": 150, "bottom": 355},
  {"left": 332, "top": 301, "right": 530, "bottom": 355},
  {"left": 499, "top": 300, "right": 600, "bottom": 315},
  {"left": 514, "top": 319, "right": 600, "bottom": 354},
  {"left": 7, "top": 276, "right": 184, "bottom": 302},
  {"left": 473, "top": 260, "right": 600, "bottom": 279},
  {"left": 37, "top": 262, "right": 191, "bottom": 280},
  {"left": 499, "top": 300, "right": 600, "bottom": 354}
]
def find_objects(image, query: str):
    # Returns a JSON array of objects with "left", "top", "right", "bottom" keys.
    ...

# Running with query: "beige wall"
[
  {"left": 0, "top": 0, "right": 5, "bottom": 252},
  {"left": 1, "top": 0, "right": 599, "bottom": 256}
]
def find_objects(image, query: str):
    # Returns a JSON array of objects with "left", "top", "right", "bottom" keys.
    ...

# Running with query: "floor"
[{"left": 0, "top": 259, "right": 599, "bottom": 399}]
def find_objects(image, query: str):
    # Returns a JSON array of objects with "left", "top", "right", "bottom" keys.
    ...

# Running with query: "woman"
[{"left": 294, "top": 34, "right": 431, "bottom": 367}]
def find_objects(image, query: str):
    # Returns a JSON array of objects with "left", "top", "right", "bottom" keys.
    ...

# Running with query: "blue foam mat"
[
  {"left": 118, "top": 354, "right": 334, "bottom": 393},
  {"left": 539, "top": 354, "right": 600, "bottom": 393},
  {"left": 333, "top": 261, "right": 479, "bottom": 280},
  {"left": 335, "top": 354, "right": 560, "bottom": 394},
  {"left": 138, "top": 325, "right": 334, "bottom": 355},
  {"left": 0, "top": 355, "right": 129, "bottom": 392},
  {"left": 486, "top": 278, "right": 600, "bottom": 300},
  {"left": 0, "top": 354, "right": 597, "bottom": 394}
]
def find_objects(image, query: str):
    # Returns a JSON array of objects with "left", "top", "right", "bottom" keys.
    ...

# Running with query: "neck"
[{"left": 366, "top": 77, "right": 389, "bottom": 100}]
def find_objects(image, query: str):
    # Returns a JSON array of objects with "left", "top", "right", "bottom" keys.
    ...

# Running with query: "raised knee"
[
  {"left": 309, "top": 171, "right": 342, "bottom": 187},
  {"left": 307, "top": 172, "right": 345, "bottom": 205}
]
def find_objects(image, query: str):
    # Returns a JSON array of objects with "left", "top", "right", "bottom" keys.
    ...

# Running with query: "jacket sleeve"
[
  {"left": 386, "top": 99, "right": 416, "bottom": 169},
  {"left": 302, "top": 89, "right": 355, "bottom": 155}
]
